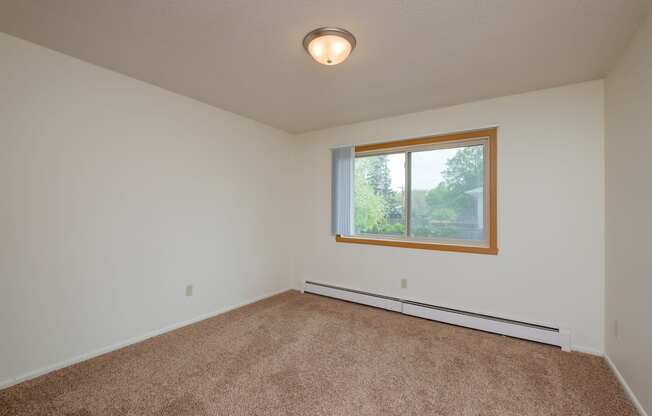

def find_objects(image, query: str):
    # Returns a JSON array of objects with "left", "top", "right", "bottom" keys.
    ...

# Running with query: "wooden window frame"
[{"left": 336, "top": 127, "right": 498, "bottom": 255}]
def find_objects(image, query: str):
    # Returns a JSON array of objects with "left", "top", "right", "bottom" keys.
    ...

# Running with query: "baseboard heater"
[{"left": 304, "top": 281, "right": 570, "bottom": 351}]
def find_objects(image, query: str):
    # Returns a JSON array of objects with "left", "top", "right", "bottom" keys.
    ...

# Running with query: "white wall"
[
  {"left": 0, "top": 33, "right": 295, "bottom": 385},
  {"left": 295, "top": 81, "right": 605, "bottom": 353},
  {"left": 605, "top": 11, "right": 652, "bottom": 414}
]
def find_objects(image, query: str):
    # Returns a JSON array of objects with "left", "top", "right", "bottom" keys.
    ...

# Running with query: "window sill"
[{"left": 335, "top": 235, "right": 498, "bottom": 255}]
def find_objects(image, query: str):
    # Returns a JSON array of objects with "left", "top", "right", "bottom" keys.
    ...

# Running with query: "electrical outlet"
[
  {"left": 185, "top": 284, "right": 193, "bottom": 297},
  {"left": 400, "top": 278, "right": 407, "bottom": 289},
  {"left": 614, "top": 320, "right": 619, "bottom": 338}
]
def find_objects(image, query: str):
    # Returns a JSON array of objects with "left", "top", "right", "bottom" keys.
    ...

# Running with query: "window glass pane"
[
  {"left": 410, "top": 144, "right": 485, "bottom": 242},
  {"left": 354, "top": 153, "right": 405, "bottom": 236}
]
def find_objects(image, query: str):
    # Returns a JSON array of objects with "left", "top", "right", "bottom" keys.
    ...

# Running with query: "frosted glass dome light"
[{"left": 303, "top": 27, "right": 356, "bottom": 66}]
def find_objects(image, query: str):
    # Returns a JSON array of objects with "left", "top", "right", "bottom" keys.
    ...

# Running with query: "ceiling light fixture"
[{"left": 303, "top": 27, "right": 356, "bottom": 66}]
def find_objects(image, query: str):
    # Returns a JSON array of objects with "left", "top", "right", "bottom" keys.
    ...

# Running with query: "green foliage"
[
  {"left": 442, "top": 146, "right": 483, "bottom": 194},
  {"left": 365, "top": 156, "right": 392, "bottom": 199},
  {"left": 440, "top": 146, "right": 483, "bottom": 224},
  {"left": 430, "top": 208, "right": 457, "bottom": 222},
  {"left": 354, "top": 156, "right": 404, "bottom": 235},
  {"left": 411, "top": 187, "right": 459, "bottom": 238},
  {"left": 355, "top": 157, "right": 387, "bottom": 233},
  {"left": 353, "top": 145, "right": 484, "bottom": 239},
  {"left": 354, "top": 172, "right": 388, "bottom": 232},
  {"left": 371, "top": 222, "right": 405, "bottom": 235},
  {"left": 425, "top": 183, "right": 453, "bottom": 211}
]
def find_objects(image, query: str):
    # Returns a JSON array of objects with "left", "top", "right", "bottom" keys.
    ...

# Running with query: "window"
[{"left": 336, "top": 128, "right": 497, "bottom": 254}]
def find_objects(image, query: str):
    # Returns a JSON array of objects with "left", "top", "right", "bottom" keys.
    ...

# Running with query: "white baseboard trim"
[
  {"left": 571, "top": 345, "right": 604, "bottom": 356},
  {"left": 0, "top": 287, "right": 292, "bottom": 391},
  {"left": 605, "top": 354, "right": 648, "bottom": 416}
]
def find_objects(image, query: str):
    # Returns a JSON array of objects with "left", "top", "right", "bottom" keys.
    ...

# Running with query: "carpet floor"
[{"left": 0, "top": 290, "right": 637, "bottom": 416}]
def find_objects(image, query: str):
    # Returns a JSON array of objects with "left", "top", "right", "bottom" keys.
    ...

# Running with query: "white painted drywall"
[
  {"left": 0, "top": 33, "right": 295, "bottom": 385},
  {"left": 605, "top": 11, "right": 652, "bottom": 414},
  {"left": 295, "top": 81, "right": 605, "bottom": 353}
]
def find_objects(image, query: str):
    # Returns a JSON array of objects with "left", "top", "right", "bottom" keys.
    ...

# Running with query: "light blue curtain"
[{"left": 331, "top": 146, "right": 355, "bottom": 236}]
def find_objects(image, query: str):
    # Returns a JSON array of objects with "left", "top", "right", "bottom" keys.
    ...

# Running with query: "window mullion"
[{"left": 405, "top": 151, "right": 411, "bottom": 239}]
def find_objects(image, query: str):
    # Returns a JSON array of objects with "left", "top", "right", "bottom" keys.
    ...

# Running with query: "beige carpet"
[{"left": 0, "top": 290, "right": 637, "bottom": 415}]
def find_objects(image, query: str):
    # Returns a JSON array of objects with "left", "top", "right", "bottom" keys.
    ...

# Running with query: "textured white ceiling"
[{"left": 1, "top": 0, "right": 650, "bottom": 133}]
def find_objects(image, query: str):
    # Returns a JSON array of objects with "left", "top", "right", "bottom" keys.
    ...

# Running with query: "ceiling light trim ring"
[{"left": 302, "top": 27, "right": 357, "bottom": 53}]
